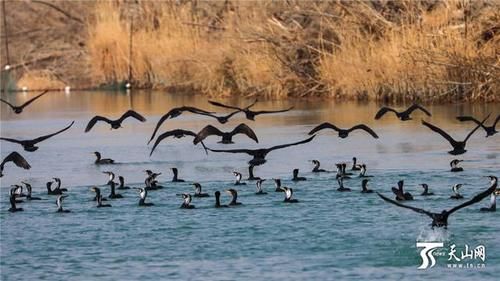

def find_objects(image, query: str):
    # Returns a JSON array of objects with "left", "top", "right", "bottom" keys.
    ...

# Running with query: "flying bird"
[
  {"left": 1, "top": 90, "right": 48, "bottom": 114},
  {"left": 0, "top": 152, "right": 31, "bottom": 177},
  {"left": 85, "top": 110, "right": 146, "bottom": 132},
  {"left": 149, "top": 129, "right": 197, "bottom": 156},
  {"left": 375, "top": 104, "right": 431, "bottom": 121},
  {"left": 377, "top": 176, "right": 497, "bottom": 229},
  {"left": 202, "top": 135, "right": 315, "bottom": 166},
  {"left": 194, "top": 110, "right": 242, "bottom": 125},
  {"left": 209, "top": 99, "right": 293, "bottom": 121},
  {"left": 456, "top": 114, "right": 498, "bottom": 137},
  {"left": 308, "top": 122, "right": 378, "bottom": 139},
  {"left": 193, "top": 123, "right": 258, "bottom": 144},
  {"left": 422, "top": 118, "right": 486, "bottom": 155},
  {"left": 0, "top": 121, "right": 74, "bottom": 152}
]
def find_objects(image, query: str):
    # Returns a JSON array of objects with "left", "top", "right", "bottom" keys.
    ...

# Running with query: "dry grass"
[
  {"left": 81, "top": 1, "right": 500, "bottom": 101},
  {"left": 16, "top": 70, "right": 65, "bottom": 90}
]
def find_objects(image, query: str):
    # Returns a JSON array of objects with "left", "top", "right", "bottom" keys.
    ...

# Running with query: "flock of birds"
[{"left": 1, "top": 91, "right": 499, "bottom": 229}]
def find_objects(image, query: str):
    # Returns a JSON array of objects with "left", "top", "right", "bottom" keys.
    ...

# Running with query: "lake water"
[{"left": 0, "top": 91, "right": 498, "bottom": 280}]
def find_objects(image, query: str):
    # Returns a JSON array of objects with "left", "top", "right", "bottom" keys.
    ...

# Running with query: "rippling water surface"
[{"left": 0, "top": 91, "right": 498, "bottom": 280}]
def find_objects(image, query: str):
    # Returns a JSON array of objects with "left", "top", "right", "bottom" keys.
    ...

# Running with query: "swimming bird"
[
  {"left": 117, "top": 176, "right": 131, "bottom": 190},
  {"left": 91, "top": 187, "right": 112, "bottom": 207},
  {"left": 457, "top": 114, "right": 498, "bottom": 137},
  {"left": 13, "top": 184, "right": 26, "bottom": 197},
  {"left": 52, "top": 178, "right": 68, "bottom": 192},
  {"left": 351, "top": 157, "right": 362, "bottom": 170},
  {"left": 149, "top": 129, "right": 197, "bottom": 156},
  {"left": 179, "top": 193, "right": 195, "bottom": 209},
  {"left": 255, "top": 179, "right": 267, "bottom": 195},
  {"left": 22, "top": 182, "right": 41, "bottom": 200},
  {"left": 1, "top": 90, "right": 48, "bottom": 114},
  {"left": 282, "top": 186, "right": 299, "bottom": 203},
  {"left": 144, "top": 170, "right": 163, "bottom": 189},
  {"left": 274, "top": 179, "right": 284, "bottom": 192},
  {"left": 420, "top": 184, "right": 434, "bottom": 196},
  {"left": 226, "top": 189, "right": 242, "bottom": 206},
  {"left": 193, "top": 123, "right": 258, "bottom": 144},
  {"left": 359, "top": 164, "right": 373, "bottom": 178},
  {"left": 311, "top": 160, "right": 327, "bottom": 173},
  {"left": 0, "top": 151, "right": 31, "bottom": 177},
  {"left": 233, "top": 171, "right": 246, "bottom": 185},
  {"left": 247, "top": 164, "right": 261, "bottom": 180},
  {"left": 374, "top": 104, "right": 431, "bottom": 121},
  {"left": 10, "top": 185, "right": 24, "bottom": 203},
  {"left": 8, "top": 187, "right": 23, "bottom": 212},
  {"left": 171, "top": 168, "right": 185, "bottom": 182},
  {"left": 193, "top": 183, "right": 209, "bottom": 197},
  {"left": 203, "top": 135, "right": 315, "bottom": 166},
  {"left": 136, "top": 188, "right": 154, "bottom": 206},
  {"left": 108, "top": 181, "right": 123, "bottom": 199},
  {"left": 214, "top": 191, "right": 228, "bottom": 208},
  {"left": 361, "top": 179, "right": 373, "bottom": 193},
  {"left": 308, "top": 123, "right": 378, "bottom": 139},
  {"left": 147, "top": 106, "right": 214, "bottom": 144},
  {"left": 0, "top": 121, "right": 74, "bottom": 152},
  {"left": 391, "top": 180, "right": 413, "bottom": 201},
  {"left": 93, "top": 151, "right": 115, "bottom": 164},
  {"left": 450, "top": 184, "right": 464, "bottom": 199},
  {"left": 102, "top": 171, "right": 117, "bottom": 185},
  {"left": 450, "top": 159, "right": 464, "bottom": 172},
  {"left": 46, "top": 182, "right": 63, "bottom": 195},
  {"left": 377, "top": 176, "right": 497, "bottom": 228},
  {"left": 209, "top": 99, "right": 293, "bottom": 121},
  {"left": 337, "top": 177, "right": 351, "bottom": 192},
  {"left": 421, "top": 118, "right": 486, "bottom": 155},
  {"left": 292, "top": 169, "right": 306, "bottom": 181},
  {"left": 85, "top": 110, "right": 146, "bottom": 132},
  {"left": 480, "top": 189, "right": 496, "bottom": 212},
  {"left": 56, "top": 195, "right": 70, "bottom": 213},
  {"left": 335, "top": 163, "right": 351, "bottom": 179}
]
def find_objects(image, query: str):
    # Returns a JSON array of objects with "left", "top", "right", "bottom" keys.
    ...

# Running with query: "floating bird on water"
[
  {"left": 361, "top": 179, "right": 373, "bottom": 193},
  {"left": 179, "top": 193, "right": 195, "bottom": 209},
  {"left": 147, "top": 106, "right": 214, "bottom": 144},
  {"left": 85, "top": 110, "right": 146, "bottom": 132},
  {"left": 108, "top": 181, "right": 123, "bottom": 199},
  {"left": 247, "top": 164, "right": 261, "bottom": 180},
  {"left": 480, "top": 189, "right": 496, "bottom": 212},
  {"left": 335, "top": 163, "right": 351, "bottom": 179},
  {"left": 392, "top": 180, "right": 413, "bottom": 201},
  {"left": 11, "top": 185, "right": 24, "bottom": 203},
  {"left": 93, "top": 151, "right": 114, "bottom": 165},
  {"left": 149, "top": 130, "right": 197, "bottom": 156},
  {"left": 171, "top": 168, "right": 185, "bottom": 182},
  {"left": 0, "top": 151, "right": 31, "bottom": 177},
  {"left": 450, "top": 184, "right": 464, "bottom": 199},
  {"left": 136, "top": 187, "right": 154, "bottom": 207},
  {"left": 282, "top": 186, "right": 299, "bottom": 203},
  {"left": 209, "top": 99, "right": 293, "bottom": 121},
  {"left": 22, "top": 182, "right": 41, "bottom": 200},
  {"left": 311, "top": 160, "right": 327, "bottom": 173},
  {"left": 56, "top": 195, "right": 70, "bottom": 213},
  {"left": 292, "top": 169, "right": 306, "bottom": 181},
  {"left": 457, "top": 114, "right": 498, "bottom": 137},
  {"left": 91, "top": 187, "right": 112, "bottom": 207},
  {"left": 226, "top": 189, "right": 242, "bottom": 206},
  {"left": 193, "top": 183, "right": 209, "bottom": 197},
  {"left": 374, "top": 104, "right": 431, "bottom": 121},
  {"left": 52, "top": 178, "right": 68, "bottom": 192},
  {"left": 102, "top": 171, "right": 117, "bottom": 185},
  {"left": 337, "top": 177, "right": 351, "bottom": 192},
  {"left": 233, "top": 171, "right": 246, "bottom": 185},
  {"left": 351, "top": 157, "right": 362, "bottom": 171},
  {"left": 450, "top": 159, "right": 464, "bottom": 172},
  {"left": 421, "top": 118, "right": 486, "bottom": 155},
  {"left": 0, "top": 121, "right": 74, "bottom": 152},
  {"left": 8, "top": 187, "right": 23, "bottom": 212},
  {"left": 274, "top": 179, "right": 284, "bottom": 192},
  {"left": 203, "top": 135, "right": 315, "bottom": 166},
  {"left": 117, "top": 176, "right": 131, "bottom": 190},
  {"left": 308, "top": 123, "right": 378, "bottom": 139},
  {"left": 46, "top": 182, "right": 63, "bottom": 195},
  {"left": 377, "top": 176, "right": 497, "bottom": 228},
  {"left": 214, "top": 191, "right": 228, "bottom": 208},
  {"left": 359, "top": 164, "right": 373, "bottom": 178},
  {"left": 1, "top": 90, "right": 48, "bottom": 114},
  {"left": 193, "top": 123, "right": 258, "bottom": 144},
  {"left": 255, "top": 179, "right": 267, "bottom": 195},
  {"left": 420, "top": 184, "right": 434, "bottom": 196}
]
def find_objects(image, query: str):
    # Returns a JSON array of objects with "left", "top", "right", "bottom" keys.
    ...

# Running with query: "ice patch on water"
[{"left": 416, "top": 226, "right": 450, "bottom": 242}]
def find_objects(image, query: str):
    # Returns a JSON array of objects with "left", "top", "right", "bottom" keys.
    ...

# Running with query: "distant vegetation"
[{"left": 2, "top": 1, "right": 499, "bottom": 102}]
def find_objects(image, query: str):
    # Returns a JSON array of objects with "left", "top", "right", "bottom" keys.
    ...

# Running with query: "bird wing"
[
  {"left": 456, "top": 115, "right": 483, "bottom": 126},
  {"left": 243, "top": 99, "right": 258, "bottom": 109},
  {"left": 2, "top": 152, "right": 31, "bottom": 170},
  {"left": 251, "top": 106, "right": 294, "bottom": 115},
  {"left": 348, "top": 124, "right": 379, "bottom": 138},
  {"left": 204, "top": 146, "right": 255, "bottom": 155},
  {"left": 0, "top": 137, "right": 24, "bottom": 145},
  {"left": 208, "top": 100, "right": 243, "bottom": 111},
  {"left": 193, "top": 125, "right": 224, "bottom": 144},
  {"left": 182, "top": 106, "right": 214, "bottom": 114},
  {"left": 463, "top": 116, "right": 488, "bottom": 142},
  {"left": 150, "top": 130, "right": 195, "bottom": 156},
  {"left": 32, "top": 121, "right": 75, "bottom": 143},
  {"left": 85, "top": 116, "right": 112, "bottom": 132},
  {"left": 119, "top": 110, "right": 147, "bottom": 123},
  {"left": 267, "top": 135, "right": 316, "bottom": 152},
  {"left": 406, "top": 104, "right": 431, "bottom": 116},
  {"left": 374, "top": 107, "right": 398, "bottom": 119},
  {"left": 19, "top": 90, "right": 49, "bottom": 109},
  {"left": 308, "top": 122, "right": 341, "bottom": 135},
  {"left": 0, "top": 98, "right": 15, "bottom": 109},
  {"left": 230, "top": 123, "right": 259, "bottom": 143},
  {"left": 421, "top": 120, "right": 457, "bottom": 147},
  {"left": 148, "top": 110, "right": 177, "bottom": 144},
  {"left": 377, "top": 192, "right": 433, "bottom": 217},
  {"left": 447, "top": 183, "right": 497, "bottom": 215},
  {"left": 493, "top": 114, "right": 500, "bottom": 127}
]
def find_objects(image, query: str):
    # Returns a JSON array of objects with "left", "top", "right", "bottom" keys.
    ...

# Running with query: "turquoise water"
[{"left": 0, "top": 91, "right": 498, "bottom": 280}]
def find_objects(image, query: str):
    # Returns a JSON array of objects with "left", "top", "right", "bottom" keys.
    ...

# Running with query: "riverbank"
[{"left": 1, "top": 1, "right": 498, "bottom": 102}]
